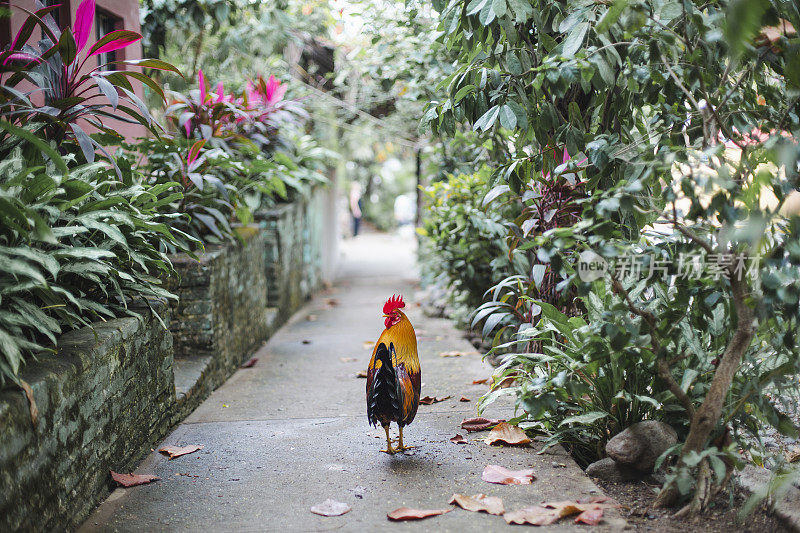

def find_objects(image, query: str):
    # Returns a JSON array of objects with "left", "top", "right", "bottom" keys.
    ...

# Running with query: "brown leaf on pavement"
[
  {"left": 310, "top": 499, "right": 351, "bottom": 517},
  {"left": 482, "top": 465, "right": 535, "bottom": 485},
  {"left": 326, "top": 298, "right": 339, "bottom": 307},
  {"left": 387, "top": 507, "right": 452, "bottom": 521},
  {"left": 240, "top": 357, "right": 258, "bottom": 368},
  {"left": 461, "top": 417, "right": 504, "bottom": 432},
  {"left": 306, "top": 314, "right": 318, "bottom": 321},
  {"left": 575, "top": 508, "right": 604, "bottom": 525},
  {"left": 504, "top": 498, "right": 619, "bottom": 526},
  {"left": 484, "top": 422, "right": 531, "bottom": 446},
  {"left": 110, "top": 471, "right": 160, "bottom": 487},
  {"left": 449, "top": 493, "right": 504, "bottom": 515},
  {"left": 355, "top": 370, "right": 368, "bottom": 378},
  {"left": 504, "top": 505, "right": 562, "bottom": 526},
  {"left": 159, "top": 445, "right": 204, "bottom": 459},
  {"left": 786, "top": 447, "right": 800, "bottom": 463},
  {"left": 459, "top": 396, "right": 470, "bottom": 402},
  {"left": 450, "top": 434, "right": 468, "bottom": 444},
  {"left": 471, "top": 378, "right": 488, "bottom": 385},
  {"left": 419, "top": 395, "right": 451, "bottom": 405}
]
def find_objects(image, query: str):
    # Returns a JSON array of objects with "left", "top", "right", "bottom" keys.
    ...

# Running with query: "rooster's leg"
[
  {"left": 397, "top": 425, "right": 415, "bottom": 451},
  {"left": 381, "top": 424, "right": 397, "bottom": 454}
]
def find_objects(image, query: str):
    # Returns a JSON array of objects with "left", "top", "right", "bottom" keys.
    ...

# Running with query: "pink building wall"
[{"left": 4, "top": 0, "right": 147, "bottom": 141}]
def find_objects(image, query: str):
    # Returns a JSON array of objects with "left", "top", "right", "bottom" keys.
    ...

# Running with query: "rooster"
[{"left": 366, "top": 294, "right": 421, "bottom": 454}]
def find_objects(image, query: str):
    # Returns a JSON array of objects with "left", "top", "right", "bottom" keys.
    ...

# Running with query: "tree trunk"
[{"left": 655, "top": 274, "right": 754, "bottom": 509}]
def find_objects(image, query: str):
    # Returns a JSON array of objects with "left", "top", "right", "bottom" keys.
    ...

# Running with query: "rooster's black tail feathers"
[{"left": 366, "top": 342, "right": 401, "bottom": 427}]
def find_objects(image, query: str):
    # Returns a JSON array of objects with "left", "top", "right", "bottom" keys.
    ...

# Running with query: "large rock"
[
  {"left": 585, "top": 458, "right": 647, "bottom": 482},
  {"left": 606, "top": 420, "right": 678, "bottom": 473}
]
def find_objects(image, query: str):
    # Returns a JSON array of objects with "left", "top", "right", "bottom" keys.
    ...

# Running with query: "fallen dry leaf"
[
  {"left": 326, "top": 298, "right": 339, "bottom": 307},
  {"left": 471, "top": 378, "right": 488, "bottom": 385},
  {"left": 355, "top": 370, "right": 368, "bottom": 378},
  {"left": 757, "top": 19, "right": 796, "bottom": 49},
  {"left": 494, "top": 376, "right": 517, "bottom": 388},
  {"left": 306, "top": 314, "right": 318, "bottom": 321},
  {"left": 363, "top": 340, "right": 375, "bottom": 349},
  {"left": 110, "top": 471, "right": 160, "bottom": 487},
  {"left": 240, "top": 357, "right": 258, "bottom": 368},
  {"left": 387, "top": 507, "right": 452, "bottom": 521},
  {"left": 575, "top": 507, "right": 604, "bottom": 525},
  {"left": 339, "top": 357, "right": 357, "bottom": 363},
  {"left": 159, "top": 445, "right": 204, "bottom": 459},
  {"left": 440, "top": 350, "right": 479, "bottom": 357},
  {"left": 504, "top": 498, "right": 618, "bottom": 526},
  {"left": 419, "top": 395, "right": 451, "bottom": 405},
  {"left": 19, "top": 379, "right": 38, "bottom": 428},
  {"left": 450, "top": 434, "right": 468, "bottom": 444},
  {"left": 310, "top": 499, "right": 351, "bottom": 517},
  {"left": 484, "top": 422, "right": 531, "bottom": 446},
  {"left": 449, "top": 493, "right": 504, "bottom": 515},
  {"left": 302, "top": 340, "right": 311, "bottom": 344},
  {"left": 459, "top": 396, "right": 470, "bottom": 402},
  {"left": 786, "top": 448, "right": 800, "bottom": 463},
  {"left": 461, "top": 417, "right": 505, "bottom": 432},
  {"left": 482, "top": 464, "right": 535, "bottom": 485},
  {"left": 504, "top": 505, "right": 561, "bottom": 526}
]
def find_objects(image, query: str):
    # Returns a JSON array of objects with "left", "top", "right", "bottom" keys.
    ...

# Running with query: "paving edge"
[{"left": 736, "top": 465, "right": 800, "bottom": 531}]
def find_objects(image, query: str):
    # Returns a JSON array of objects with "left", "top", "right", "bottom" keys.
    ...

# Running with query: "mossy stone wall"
[{"left": 0, "top": 306, "right": 174, "bottom": 532}]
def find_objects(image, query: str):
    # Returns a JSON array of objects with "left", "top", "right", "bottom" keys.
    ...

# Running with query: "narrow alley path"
[{"left": 81, "top": 232, "right": 624, "bottom": 532}]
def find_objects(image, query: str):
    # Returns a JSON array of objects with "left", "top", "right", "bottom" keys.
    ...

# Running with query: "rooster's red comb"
[{"left": 383, "top": 294, "right": 405, "bottom": 314}]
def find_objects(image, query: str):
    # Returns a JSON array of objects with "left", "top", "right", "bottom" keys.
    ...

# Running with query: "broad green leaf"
[
  {"left": 474, "top": 105, "right": 500, "bottom": 131},
  {"left": 596, "top": 0, "right": 629, "bottom": 33},
  {"left": 492, "top": 0, "right": 506, "bottom": 18},
  {"left": 498, "top": 104, "right": 517, "bottom": 129},
  {"left": 562, "top": 22, "right": 589, "bottom": 57}
]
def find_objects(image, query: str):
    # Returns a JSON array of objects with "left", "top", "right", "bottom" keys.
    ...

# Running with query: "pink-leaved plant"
[{"left": 0, "top": 0, "right": 181, "bottom": 163}]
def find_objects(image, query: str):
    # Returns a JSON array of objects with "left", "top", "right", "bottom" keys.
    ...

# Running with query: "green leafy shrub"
[
  {"left": 0, "top": 128, "right": 192, "bottom": 385},
  {"left": 427, "top": 0, "right": 800, "bottom": 513},
  {"left": 419, "top": 167, "right": 526, "bottom": 325},
  {"left": 128, "top": 72, "right": 328, "bottom": 248}
]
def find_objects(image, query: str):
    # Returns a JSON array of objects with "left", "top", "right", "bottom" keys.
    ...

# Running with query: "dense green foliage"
[
  {"left": 420, "top": 168, "right": 524, "bottom": 322},
  {"left": 127, "top": 72, "right": 328, "bottom": 247},
  {"left": 0, "top": 0, "right": 328, "bottom": 387},
  {"left": 420, "top": 0, "right": 800, "bottom": 511},
  {"left": 0, "top": 1, "right": 192, "bottom": 385},
  {"left": 0, "top": 140, "right": 190, "bottom": 385}
]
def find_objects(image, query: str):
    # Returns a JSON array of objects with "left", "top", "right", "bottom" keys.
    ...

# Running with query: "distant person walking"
[{"left": 349, "top": 182, "right": 363, "bottom": 237}]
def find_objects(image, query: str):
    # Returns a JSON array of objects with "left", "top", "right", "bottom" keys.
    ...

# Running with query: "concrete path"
[{"left": 81, "top": 232, "right": 624, "bottom": 532}]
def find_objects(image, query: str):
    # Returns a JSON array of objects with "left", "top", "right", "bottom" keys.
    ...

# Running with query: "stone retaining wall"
[
  {"left": 259, "top": 189, "right": 325, "bottom": 325},
  {"left": 0, "top": 306, "right": 174, "bottom": 532},
  {"left": 166, "top": 226, "right": 269, "bottom": 416}
]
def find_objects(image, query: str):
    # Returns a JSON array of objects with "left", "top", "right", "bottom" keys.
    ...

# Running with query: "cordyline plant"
[
  {"left": 473, "top": 148, "right": 587, "bottom": 346},
  {"left": 0, "top": 0, "right": 180, "bottom": 163},
  {"left": 426, "top": 0, "right": 800, "bottom": 515},
  {"left": 131, "top": 70, "right": 320, "bottom": 246},
  {"left": 168, "top": 70, "right": 306, "bottom": 150}
]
